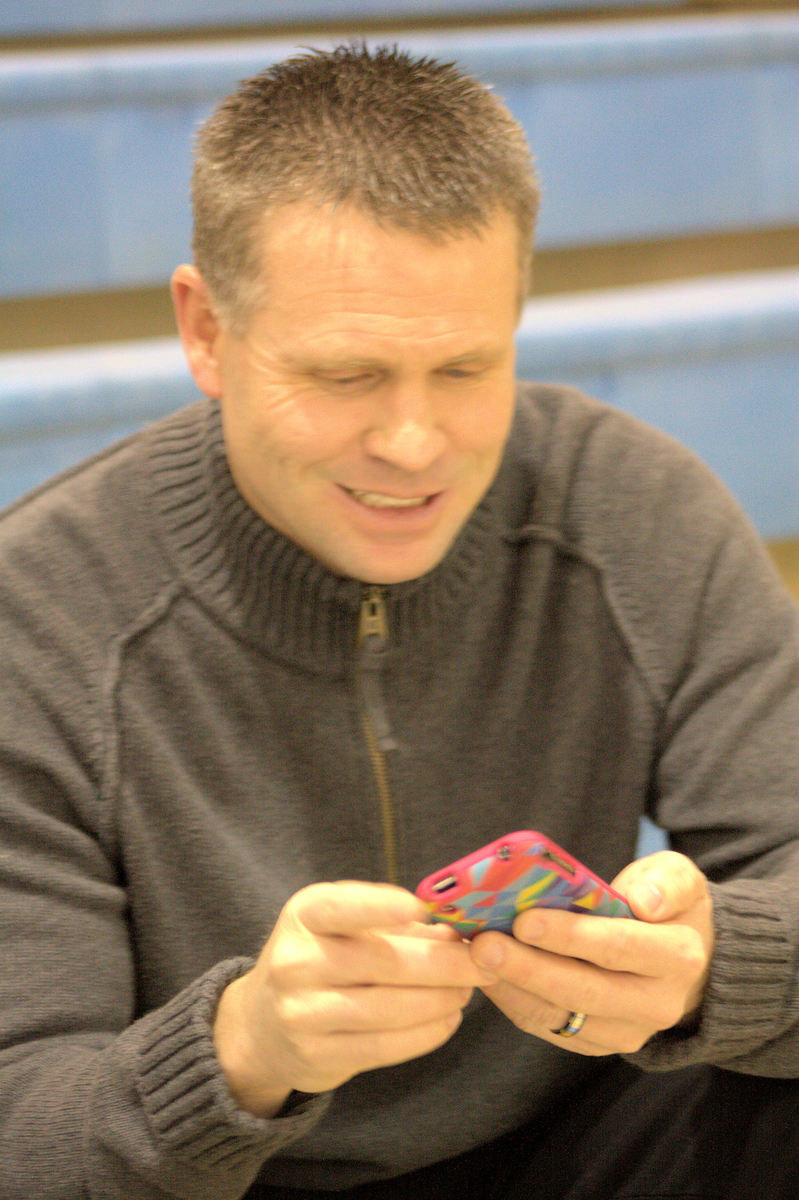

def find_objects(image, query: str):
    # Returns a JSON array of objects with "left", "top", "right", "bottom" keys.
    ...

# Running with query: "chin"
[
  {"left": 345, "top": 549, "right": 450, "bottom": 586},
  {"left": 315, "top": 522, "right": 463, "bottom": 584}
]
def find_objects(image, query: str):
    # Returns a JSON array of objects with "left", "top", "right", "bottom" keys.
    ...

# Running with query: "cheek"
[{"left": 230, "top": 387, "right": 364, "bottom": 476}]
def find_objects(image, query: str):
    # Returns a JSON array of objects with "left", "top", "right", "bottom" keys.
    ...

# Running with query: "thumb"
[{"left": 613, "top": 851, "right": 706, "bottom": 923}]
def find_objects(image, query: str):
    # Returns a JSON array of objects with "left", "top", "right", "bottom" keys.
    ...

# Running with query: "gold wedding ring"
[{"left": 553, "top": 1010, "right": 588, "bottom": 1038}]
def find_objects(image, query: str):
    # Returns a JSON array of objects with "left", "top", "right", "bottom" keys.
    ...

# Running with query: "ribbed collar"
[{"left": 148, "top": 400, "right": 513, "bottom": 672}]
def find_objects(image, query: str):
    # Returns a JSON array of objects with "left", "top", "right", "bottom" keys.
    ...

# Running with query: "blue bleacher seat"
[
  {"left": 516, "top": 270, "right": 799, "bottom": 541},
  {"left": 1, "top": 13, "right": 797, "bottom": 298},
  {"left": 0, "top": 339, "right": 189, "bottom": 507},
  {"left": 0, "top": 0, "right": 690, "bottom": 38}
]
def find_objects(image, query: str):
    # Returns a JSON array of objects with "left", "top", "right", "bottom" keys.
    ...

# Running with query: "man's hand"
[
  {"left": 213, "top": 881, "right": 494, "bottom": 1116},
  {"left": 469, "top": 851, "right": 714, "bottom": 1056}
]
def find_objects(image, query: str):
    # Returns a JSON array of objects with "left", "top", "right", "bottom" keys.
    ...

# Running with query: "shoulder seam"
[
  {"left": 96, "top": 581, "right": 187, "bottom": 851},
  {"left": 510, "top": 521, "right": 668, "bottom": 713}
]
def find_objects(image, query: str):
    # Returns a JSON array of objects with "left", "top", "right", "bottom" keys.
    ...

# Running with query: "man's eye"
[
  {"left": 317, "top": 372, "right": 374, "bottom": 388},
  {"left": 442, "top": 366, "right": 482, "bottom": 380}
]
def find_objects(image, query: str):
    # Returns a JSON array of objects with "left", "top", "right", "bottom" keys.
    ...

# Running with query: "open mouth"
[{"left": 344, "top": 488, "right": 435, "bottom": 510}]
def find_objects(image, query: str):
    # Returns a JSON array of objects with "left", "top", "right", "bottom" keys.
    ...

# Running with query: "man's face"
[{"left": 213, "top": 203, "right": 520, "bottom": 584}]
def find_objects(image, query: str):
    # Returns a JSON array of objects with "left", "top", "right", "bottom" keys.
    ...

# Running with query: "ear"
[{"left": 170, "top": 265, "right": 226, "bottom": 399}]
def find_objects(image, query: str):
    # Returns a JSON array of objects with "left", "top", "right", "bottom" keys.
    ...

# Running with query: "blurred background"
[{"left": 1, "top": 0, "right": 797, "bottom": 598}]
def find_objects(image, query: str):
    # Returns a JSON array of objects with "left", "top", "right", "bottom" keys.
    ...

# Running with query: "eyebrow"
[
  {"left": 283, "top": 346, "right": 507, "bottom": 373},
  {"left": 287, "top": 355, "right": 385, "bottom": 373}
]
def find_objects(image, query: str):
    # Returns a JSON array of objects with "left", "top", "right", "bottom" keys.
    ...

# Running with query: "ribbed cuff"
[
  {"left": 135, "top": 959, "right": 329, "bottom": 1170},
  {"left": 628, "top": 880, "right": 792, "bottom": 1072}
]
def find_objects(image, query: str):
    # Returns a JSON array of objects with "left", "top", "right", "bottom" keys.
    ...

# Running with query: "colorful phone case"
[{"left": 415, "top": 830, "right": 633, "bottom": 936}]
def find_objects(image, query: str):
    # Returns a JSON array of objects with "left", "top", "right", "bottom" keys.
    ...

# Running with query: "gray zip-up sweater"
[{"left": 1, "top": 384, "right": 798, "bottom": 1198}]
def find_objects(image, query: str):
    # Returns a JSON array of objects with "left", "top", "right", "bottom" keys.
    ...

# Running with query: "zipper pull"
[{"left": 358, "top": 585, "right": 389, "bottom": 647}]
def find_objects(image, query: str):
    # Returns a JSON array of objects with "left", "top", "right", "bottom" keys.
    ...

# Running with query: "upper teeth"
[{"left": 350, "top": 490, "right": 428, "bottom": 509}]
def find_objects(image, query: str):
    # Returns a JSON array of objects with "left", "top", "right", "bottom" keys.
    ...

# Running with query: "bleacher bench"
[
  {"left": 0, "top": 0, "right": 692, "bottom": 38},
  {"left": 1, "top": 13, "right": 797, "bottom": 298}
]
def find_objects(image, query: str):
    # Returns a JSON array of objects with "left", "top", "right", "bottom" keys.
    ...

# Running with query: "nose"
[{"left": 362, "top": 383, "right": 447, "bottom": 474}]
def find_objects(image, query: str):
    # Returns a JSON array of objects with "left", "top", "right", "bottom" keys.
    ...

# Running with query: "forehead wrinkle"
[
  {"left": 268, "top": 285, "right": 501, "bottom": 340},
  {"left": 282, "top": 337, "right": 507, "bottom": 375},
  {"left": 281, "top": 318, "right": 506, "bottom": 369},
  {"left": 261, "top": 207, "right": 518, "bottom": 302},
  {"left": 274, "top": 269, "right": 495, "bottom": 312}
]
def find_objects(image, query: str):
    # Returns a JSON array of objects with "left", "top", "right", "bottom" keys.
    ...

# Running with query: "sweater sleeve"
[
  {"left": 0, "top": 820, "right": 333, "bottom": 1200},
  {"left": 0, "top": 549, "right": 330, "bottom": 1200},
  {"left": 92, "top": 961, "right": 333, "bottom": 1200},
  {"left": 0, "top": 800, "right": 332, "bottom": 1200},
  {"left": 621, "top": 472, "right": 799, "bottom": 1074}
]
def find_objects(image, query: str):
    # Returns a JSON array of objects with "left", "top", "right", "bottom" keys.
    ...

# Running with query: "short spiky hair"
[{"left": 191, "top": 43, "right": 539, "bottom": 328}]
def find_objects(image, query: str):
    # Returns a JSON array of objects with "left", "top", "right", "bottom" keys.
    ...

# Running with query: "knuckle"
[
  {"left": 273, "top": 992, "right": 305, "bottom": 1033},
  {"left": 504, "top": 943, "right": 547, "bottom": 992},
  {"left": 515, "top": 1012, "right": 540, "bottom": 1036},
  {"left": 653, "top": 996, "right": 686, "bottom": 1031},
  {"left": 441, "top": 1009, "right": 465, "bottom": 1039},
  {"left": 516, "top": 1000, "right": 558, "bottom": 1035},
  {"left": 268, "top": 949, "right": 307, "bottom": 991},
  {"left": 461, "top": 985, "right": 476, "bottom": 1007},
  {"left": 437, "top": 980, "right": 474, "bottom": 1014},
  {"left": 512, "top": 960, "right": 541, "bottom": 994},
  {"left": 285, "top": 882, "right": 322, "bottom": 919},
  {"left": 577, "top": 977, "right": 607, "bottom": 1014},
  {"left": 598, "top": 928, "right": 637, "bottom": 973},
  {"left": 301, "top": 884, "right": 340, "bottom": 929},
  {"left": 675, "top": 932, "right": 706, "bottom": 978},
  {"left": 645, "top": 978, "right": 691, "bottom": 1030},
  {"left": 615, "top": 1026, "right": 653, "bottom": 1054},
  {"left": 291, "top": 1034, "right": 327, "bottom": 1077},
  {"left": 418, "top": 1013, "right": 463, "bottom": 1058}
]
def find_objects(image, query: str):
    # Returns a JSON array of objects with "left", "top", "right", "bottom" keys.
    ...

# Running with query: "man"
[{"left": 1, "top": 44, "right": 798, "bottom": 1200}]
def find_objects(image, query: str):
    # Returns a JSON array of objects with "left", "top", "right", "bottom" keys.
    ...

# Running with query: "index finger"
[
  {"left": 289, "top": 881, "right": 428, "bottom": 937},
  {"left": 511, "top": 908, "right": 699, "bottom": 979}
]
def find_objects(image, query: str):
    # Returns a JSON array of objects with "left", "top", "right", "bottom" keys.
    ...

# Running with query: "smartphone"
[{"left": 415, "top": 830, "right": 633, "bottom": 937}]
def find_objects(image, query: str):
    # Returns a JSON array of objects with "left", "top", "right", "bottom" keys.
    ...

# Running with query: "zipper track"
[
  {"left": 361, "top": 710, "right": 399, "bottom": 886},
  {"left": 357, "top": 586, "right": 400, "bottom": 886}
]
